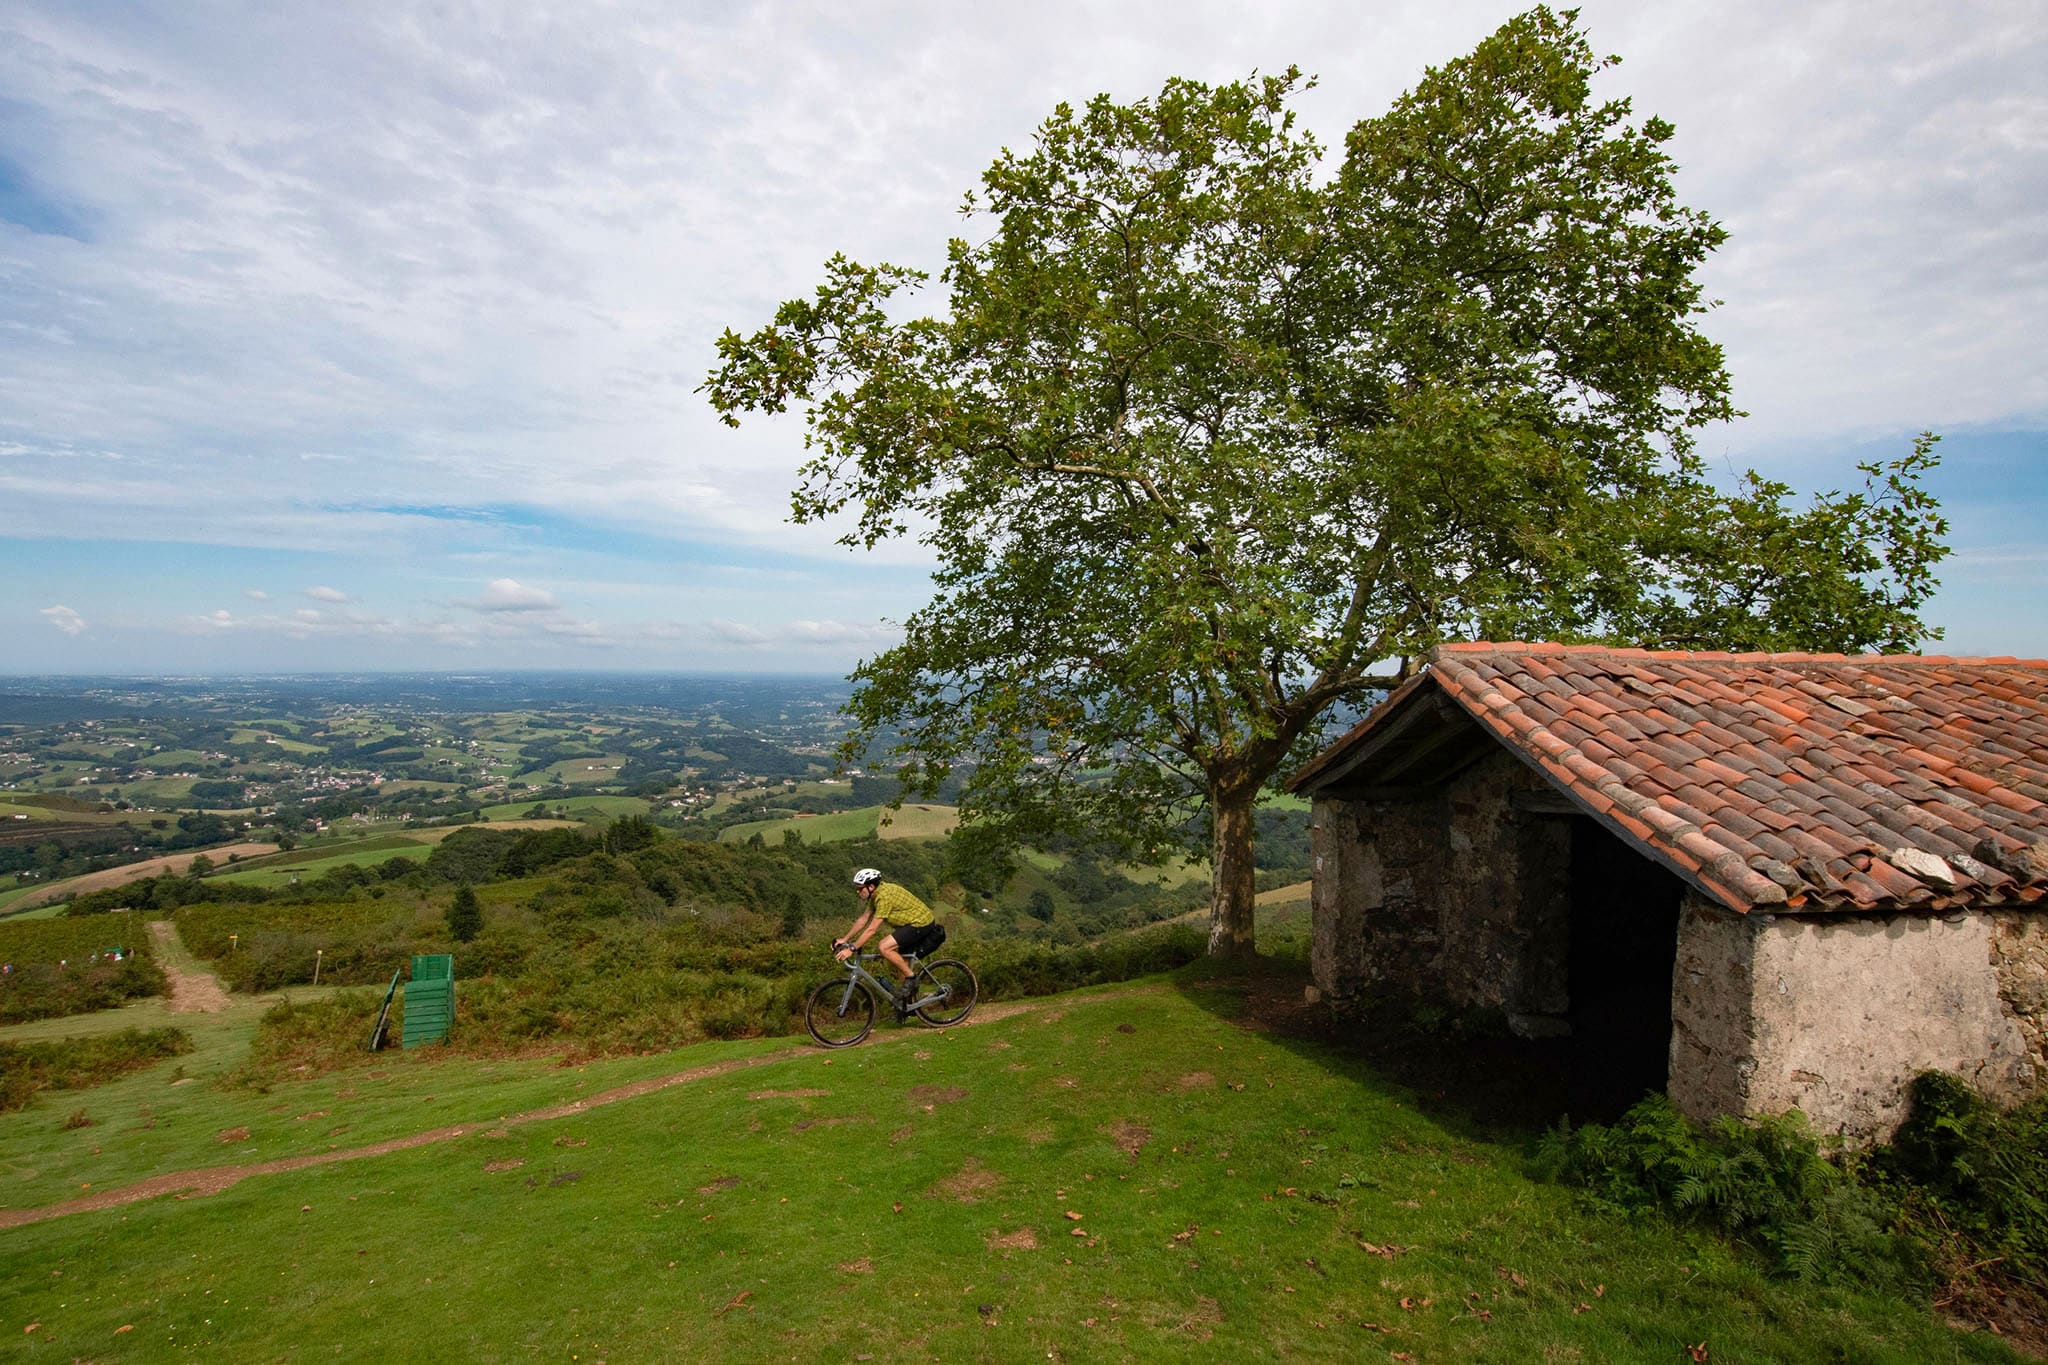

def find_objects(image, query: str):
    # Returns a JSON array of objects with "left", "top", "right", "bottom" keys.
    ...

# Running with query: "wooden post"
[{"left": 312, "top": 949, "right": 322, "bottom": 987}]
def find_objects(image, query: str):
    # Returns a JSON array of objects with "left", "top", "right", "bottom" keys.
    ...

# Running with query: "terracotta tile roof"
[{"left": 1294, "top": 644, "right": 2048, "bottom": 915}]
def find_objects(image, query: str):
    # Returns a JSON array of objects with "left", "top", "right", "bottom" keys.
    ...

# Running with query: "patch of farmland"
[
  {"left": 9, "top": 843, "right": 278, "bottom": 909},
  {"left": 875, "top": 803, "right": 960, "bottom": 839},
  {"left": 208, "top": 839, "right": 436, "bottom": 886},
  {"left": 539, "top": 755, "right": 629, "bottom": 786},
  {"left": 719, "top": 807, "right": 879, "bottom": 845},
  {"left": 477, "top": 795, "right": 650, "bottom": 823},
  {"left": 718, "top": 803, "right": 959, "bottom": 846}
]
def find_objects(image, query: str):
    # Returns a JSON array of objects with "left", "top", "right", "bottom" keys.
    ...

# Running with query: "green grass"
[
  {"left": 720, "top": 806, "right": 881, "bottom": 844},
  {"left": 0, "top": 801, "right": 69, "bottom": 823},
  {"left": 229, "top": 729, "right": 323, "bottom": 754},
  {"left": 536, "top": 754, "right": 630, "bottom": 786},
  {"left": 0, "top": 800, "right": 140, "bottom": 826},
  {"left": 116, "top": 777, "right": 199, "bottom": 804},
  {"left": 0, "top": 899, "right": 68, "bottom": 922},
  {"left": 208, "top": 840, "right": 436, "bottom": 887},
  {"left": 717, "top": 803, "right": 961, "bottom": 846},
  {"left": 476, "top": 794, "right": 650, "bottom": 823},
  {"left": 0, "top": 973, "right": 2019, "bottom": 1362}
]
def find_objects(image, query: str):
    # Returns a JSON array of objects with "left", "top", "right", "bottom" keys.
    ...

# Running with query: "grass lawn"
[{"left": 0, "top": 966, "right": 2018, "bottom": 1362}]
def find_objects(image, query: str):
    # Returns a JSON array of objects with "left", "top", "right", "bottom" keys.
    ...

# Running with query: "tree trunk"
[{"left": 1207, "top": 777, "right": 1260, "bottom": 960}]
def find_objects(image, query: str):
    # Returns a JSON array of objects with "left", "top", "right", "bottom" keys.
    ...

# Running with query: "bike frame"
[{"left": 825, "top": 949, "right": 949, "bottom": 1016}]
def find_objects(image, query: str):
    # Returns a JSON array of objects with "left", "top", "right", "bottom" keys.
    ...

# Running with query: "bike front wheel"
[
  {"left": 806, "top": 978, "right": 876, "bottom": 1047},
  {"left": 913, "top": 959, "right": 977, "bottom": 1027}
]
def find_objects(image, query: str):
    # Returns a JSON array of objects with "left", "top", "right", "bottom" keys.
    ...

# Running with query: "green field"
[
  {"left": 719, "top": 803, "right": 960, "bottom": 846},
  {"left": 229, "top": 729, "right": 323, "bottom": 754},
  {"left": 208, "top": 837, "right": 437, "bottom": 887},
  {"left": 535, "top": 754, "right": 630, "bottom": 786},
  {"left": 0, "top": 967, "right": 2015, "bottom": 1361},
  {"left": 477, "top": 794, "right": 651, "bottom": 823}
]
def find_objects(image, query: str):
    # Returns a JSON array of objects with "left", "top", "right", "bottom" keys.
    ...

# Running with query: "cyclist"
[{"left": 836, "top": 867, "right": 943, "bottom": 1009}]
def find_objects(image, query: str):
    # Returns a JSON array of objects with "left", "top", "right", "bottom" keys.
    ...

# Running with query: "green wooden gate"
[{"left": 401, "top": 953, "right": 454, "bottom": 1048}]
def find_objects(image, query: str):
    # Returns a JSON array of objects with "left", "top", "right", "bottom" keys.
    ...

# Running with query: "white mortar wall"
[{"left": 1744, "top": 911, "right": 2035, "bottom": 1139}]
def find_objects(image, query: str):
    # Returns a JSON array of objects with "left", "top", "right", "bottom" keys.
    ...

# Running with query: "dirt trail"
[
  {"left": 0, "top": 985, "right": 1168, "bottom": 1230},
  {"left": 148, "top": 920, "right": 233, "bottom": 1013}
]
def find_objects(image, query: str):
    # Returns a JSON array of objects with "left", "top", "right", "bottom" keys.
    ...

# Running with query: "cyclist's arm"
[{"left": 838, "top": 908, "right": 878, "bottom": 953}]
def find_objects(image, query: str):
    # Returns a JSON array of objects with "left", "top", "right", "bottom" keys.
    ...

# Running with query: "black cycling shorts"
[{"left": 888, "top": 921, "right": 946, "bottom": 958}]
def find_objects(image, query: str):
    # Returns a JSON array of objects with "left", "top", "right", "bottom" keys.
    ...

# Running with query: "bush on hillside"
[{"left": 0, "top": 1027, "right": 194, "bottom": 1113}]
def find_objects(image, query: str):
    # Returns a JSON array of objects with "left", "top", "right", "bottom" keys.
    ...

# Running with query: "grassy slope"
[
  {"left": 0, "top": 974, "right": 2015, "bottom": 1362},
  {"left": 476, "top": 795, "right": 650, "bottom": 822},
  {"left": 718, "top": 803, "right": 962, "bottom": 846}
]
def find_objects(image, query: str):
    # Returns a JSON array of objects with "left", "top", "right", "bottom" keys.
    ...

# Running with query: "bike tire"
[
  {"left": 806, "top": 978, "right": 876, "bottom": 1047},
  {"left": 913, "top": 959, "right": 977, "bottom": 1027}
]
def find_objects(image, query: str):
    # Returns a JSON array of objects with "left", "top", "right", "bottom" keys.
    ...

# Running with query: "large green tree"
[{"left": 704, "top": 8, "right": 1947, "bottom": 958}]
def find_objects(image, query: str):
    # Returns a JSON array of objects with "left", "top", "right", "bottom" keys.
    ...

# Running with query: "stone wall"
[
  {"left": 1309, "top": 747, "right": 1570, "bottom": 1030},
  {"left": 1670, "top": 896, "right": 2043, "bottom": 1139},
  {"left": 1992, "top": 911, "right": 2048, "bottom": 1065},
  {"left": 1667, "top": 893, "right": 1758, "bottom": 1123}
]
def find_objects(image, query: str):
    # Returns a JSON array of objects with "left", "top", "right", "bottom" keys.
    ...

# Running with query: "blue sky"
[{"left": 3, "top": 1, "right": 2044, "bottom": 673}]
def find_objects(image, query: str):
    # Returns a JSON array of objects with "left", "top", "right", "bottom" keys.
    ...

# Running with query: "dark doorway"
[{"left": 1566, "top": 816, "right": 1683, "bottom": 1122}]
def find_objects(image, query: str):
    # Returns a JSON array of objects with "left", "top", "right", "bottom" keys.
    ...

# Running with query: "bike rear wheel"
[
  {"left": 913, "top": 959, "right": 977, "bottom": 1027},
  {"left": 806, "top": 978, "right": 875, "bottom": 1047}
]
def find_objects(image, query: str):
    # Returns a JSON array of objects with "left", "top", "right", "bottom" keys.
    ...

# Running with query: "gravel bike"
[{"left": 805, "top": 946, "right": 977, "bottom": 1047}]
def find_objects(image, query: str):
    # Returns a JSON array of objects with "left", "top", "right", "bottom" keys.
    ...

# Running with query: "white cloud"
[
  {"left": 706, "top": 619, "right": 772, "bottom": 646},
  {"left": 705, "top": 617, "right": 899, "bottom": 649},
  {"left": 242, "top": 588, "right": 267, "bottom": 600},
  {"left": 0, "top": 1, "right": 2042, "bottom": 665},
  {"left": 39, "top": 604, "right": 86, "bottom": 635},
  {"left": 785, "top": 619, "right": 901, "bottom": 647},
  {"left": 460, "top": 577, "right": 557, "bottom": 613}
]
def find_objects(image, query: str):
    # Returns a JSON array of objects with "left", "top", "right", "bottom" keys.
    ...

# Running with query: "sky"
[{"left": 2, "top": 0, "right": 2044, "bottom": 674}]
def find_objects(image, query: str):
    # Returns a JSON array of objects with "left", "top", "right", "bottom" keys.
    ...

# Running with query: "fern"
[{"left": 1537, "top": 1093, "right": 1917, "bottom": 1289}]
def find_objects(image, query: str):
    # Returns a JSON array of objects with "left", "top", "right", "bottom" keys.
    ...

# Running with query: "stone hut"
[{"left": 1291, "top": 643, "right": 2048, "bottom": 1139}]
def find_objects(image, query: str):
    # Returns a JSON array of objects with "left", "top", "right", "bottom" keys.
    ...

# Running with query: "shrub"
[
  {"left": 447, "top": 884, "right": 483, "bottom": 943},
  {"left": 1881, "top": 1072, "right": 2048, "bottom": 1292},
  {"left": 0, "top": 1028, "right": 195, "bottom": 1113},
  {"left": 0, "top": 949, "right": 167, "bottom": 1026},
  {"left": 1534, "top": 1093, "right": 1917, "bottom": 1289}
]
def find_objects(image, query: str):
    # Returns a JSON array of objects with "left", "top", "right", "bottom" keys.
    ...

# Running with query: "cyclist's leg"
[{"left": 877, "top": 933, "right": 913, "bottom": 992}]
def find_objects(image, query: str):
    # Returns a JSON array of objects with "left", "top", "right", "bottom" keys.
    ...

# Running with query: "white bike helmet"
[{"left": 853, "top": 867, "right": 883, "bottom": 888}]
